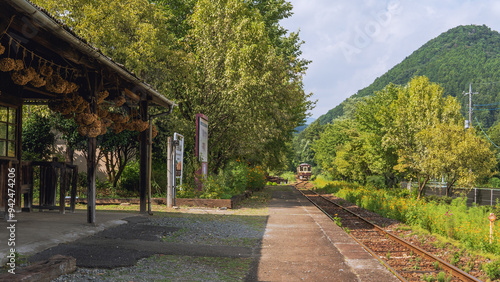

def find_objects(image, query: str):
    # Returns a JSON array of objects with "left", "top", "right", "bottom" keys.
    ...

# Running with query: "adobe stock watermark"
[
  {"left": 339, "top": 0, "right": 403, "bottom": 62},
  {"left": 5, "top": 167, "right": 17, "bottom": 275}
]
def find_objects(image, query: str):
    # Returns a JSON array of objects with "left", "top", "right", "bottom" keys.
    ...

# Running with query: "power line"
[
  {"left": 472, "top": 107, "right": 500, "bottom": 111},
  {"left": 474, "top": 114, "right": 500, "bottom": 149},
  {"left": 474, "top": 102, "right": 500, "bottom": 107}
]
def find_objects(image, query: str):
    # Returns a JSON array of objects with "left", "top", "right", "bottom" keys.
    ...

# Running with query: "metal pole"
[
  {"left": 148, "top": 119, "right": 153, "bottom": 215},
  {"left": 469, "top": 83, "right": 472, "bottom": 127},
  {"left": 167, "top": 137, "right": 173, "bottom": 208},
  {"left": 464, "top": 83, "right": 478, "bottom": 129},
  {"left": 172, "top": 140, "right": 176, "bottom": 207}
]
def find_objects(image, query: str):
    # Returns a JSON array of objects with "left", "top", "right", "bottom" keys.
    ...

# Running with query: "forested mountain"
[
  {"left": 319, "top": 25, "right": 500, "bottom": 129},
  {"left": 295, "top": 117, "right": 316, "bottom": 133}
]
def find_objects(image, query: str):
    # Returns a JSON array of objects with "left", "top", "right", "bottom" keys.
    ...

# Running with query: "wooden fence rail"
[{"left": 21, "top": 159, "right": 78, "bottom": 213}]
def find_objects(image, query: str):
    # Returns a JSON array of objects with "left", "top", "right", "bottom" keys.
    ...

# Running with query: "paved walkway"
[
  {"left": 253, "top": 187, "right": 399, "bottom": 281},
  {"left": 0, "top": 211, "right": 131, "bottom": 265}
]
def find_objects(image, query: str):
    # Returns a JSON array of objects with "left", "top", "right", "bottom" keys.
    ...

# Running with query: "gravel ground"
[
  {"left": 54, "top": 255, "right": 254, "bottom": 281},
  {"left": 51, "top": 190, "right": 272, "bottom": 282}
]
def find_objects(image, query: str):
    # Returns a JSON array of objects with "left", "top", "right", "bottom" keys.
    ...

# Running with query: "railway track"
[{"left": 294, "top": 182, "right": 481, "bottom": 282}]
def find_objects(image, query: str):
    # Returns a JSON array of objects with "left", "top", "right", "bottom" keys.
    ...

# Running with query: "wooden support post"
[
  {"left": 86, "top": 71, "right": 98, "bottom": 224},
  {"left": 70, "top": 166, "right": 77, "bottom": 213},
  {"left": 139, "top": 99, "right": 149, "bottom": 213},
  {"left": 87, "top": 137, "right": 96, "bottom": 223},
  {"left": 29, "top": 166, "right": 33, "bottom": 212},
  {"left": 59, "top": 163, "right": 66, "bottom": 214}
]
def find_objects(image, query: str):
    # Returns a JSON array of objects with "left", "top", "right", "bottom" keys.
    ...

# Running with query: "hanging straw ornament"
[
  {"left": 0, "top": 58, "right": 15, "bottom": 72},
  {"left": 111, "top": 122, "right": 125, "bottom": 134},
  {"left": 113, "top": 96, "right": 126, "bottom": 107},
  {"left": 0, "top": 43, "right": 4, "bottom": 56},
  {"left": 97, "top": 90, "right": 109, "bottom": 104},
  {"left": 30, "top": 72, "right": 46, "bottom": 87},
  {"left": 40, "top": 63, "right": 53, "bottom": 77},
  {"left": 151, "top": 125, "right": 158, "bottom": 139},
  {"left": 11, "top": 67, "right": 35, "bottom": 85},
  {"left": 75, "top": 112, "right": 98, "bottom": 126},
  {"left": 45, "top": 74, "right": 68, "bottom": 94},
  {"left": 64, "top": 82, "right": 79, "bottom": 94},
  {"left": 77, "top": 125, "right": 89, "bottom": 136},
  {"left": 86, "top": 119, "right": 102, "bottom": 138},
  {"left": 13, "top": 59, "right": 24, "bottom": 71}
]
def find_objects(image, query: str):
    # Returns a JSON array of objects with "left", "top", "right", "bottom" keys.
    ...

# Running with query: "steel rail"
[{"left": 296, "top": 186, "right": 481, "bottom": 282}]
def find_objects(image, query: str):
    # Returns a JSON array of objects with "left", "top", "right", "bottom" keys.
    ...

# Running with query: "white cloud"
[{"left": 282, "top": 0, "right": 500, "bottom": 118}]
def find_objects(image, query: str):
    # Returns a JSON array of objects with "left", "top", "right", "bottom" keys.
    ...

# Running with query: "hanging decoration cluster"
[
  {"left": 48, "top": 90, "right": 156, "bottom": 138},
  {"left": 0, "top": 37, "right": 80, "bottom": 94},
  {"left": 0, "top": 37, "right": 157, "bottom": 138}
]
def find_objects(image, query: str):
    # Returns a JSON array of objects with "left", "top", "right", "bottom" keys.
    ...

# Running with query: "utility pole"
[{"left": 464, "top": 83, "right": 478, "bottom": 129}]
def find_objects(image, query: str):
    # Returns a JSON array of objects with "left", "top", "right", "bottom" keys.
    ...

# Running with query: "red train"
[{"left": 297, "top": 163, "right": 312, "bottom": 180}]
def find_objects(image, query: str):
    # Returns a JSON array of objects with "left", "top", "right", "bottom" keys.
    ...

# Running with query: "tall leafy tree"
[
  {"left": 417, "top": 122, "right": 496, "bottom": 196},
  {"left": 179, "top": 0, "right": 312, "bottom": 171},
  {"left": 312, "top": 119, "right": 354, "bottom": 178},
  {"left": 354, "top": 84, "right": 400, "bottom": 186},
  {"left": 384, "top": 76, "right": 462, "bottom": 198},
  {"left": 33, "top": 0, "right": 180, "bottom": 88}
]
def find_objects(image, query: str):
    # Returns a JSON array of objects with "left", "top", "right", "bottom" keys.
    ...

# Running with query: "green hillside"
[{"left": 319, "top": 24, "right": 500, "bottom": 129}]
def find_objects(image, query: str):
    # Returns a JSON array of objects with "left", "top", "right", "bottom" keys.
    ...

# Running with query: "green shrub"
[
  {"left": 484, "top": 260, "right": 500, "bottom": 280},
  {"left": 176, "top": 160, "right": 266, "bottom": 199},
  {"left": 280, "top": 171, "right": 296, "bottom": 183},
  {"left": 366, "top": 175, "right": 386, "bottom": 188},
  {"left": 489, "top": 177, "right": 500, "bottom": 188},
  {"left": 119, "top": 161, "right": 140, "bottom": 192}
]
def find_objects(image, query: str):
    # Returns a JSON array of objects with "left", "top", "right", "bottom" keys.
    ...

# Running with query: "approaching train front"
[{"left": 297, "top": 163, "right": 312, "bottom": 181}]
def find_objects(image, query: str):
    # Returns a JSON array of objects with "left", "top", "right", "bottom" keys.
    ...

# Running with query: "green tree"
[
  {"left": 418, "top": 122, "right": 496, "bottom": 196},
  {"left": 384, "top": 76, "right": 462, "bottom": 199},
  {"left": 334, "top": 134, "right": 370, "bottom": 183},
  {"left": 22, "top": 114, "right": 55, "bottom": 161},
  {"left": 354, "top": 84, "right": 400, "bottom": 186},
  {"left": 180, "top": 0, "right": 312, "bottom": 171},
  {"left": 98, "top": 130, "right": 139, "bottom": 188},
  {"left": 50, "top": 114, "right": 87, "bottom": 163},
  {"left": 312, "top": 119, "right": 354, "bottom": 178},
  {"left": 33, "top": 0, "right": 180, "bottom": 88}
]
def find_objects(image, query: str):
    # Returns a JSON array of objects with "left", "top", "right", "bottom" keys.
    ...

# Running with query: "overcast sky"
[{"left": 280, "top": 0, "right": 500, "bottom": 118}]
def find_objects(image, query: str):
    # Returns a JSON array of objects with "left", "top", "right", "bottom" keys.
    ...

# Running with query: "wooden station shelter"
[{"left": 0, "top": 0, "right": 175, "bottom": 223}]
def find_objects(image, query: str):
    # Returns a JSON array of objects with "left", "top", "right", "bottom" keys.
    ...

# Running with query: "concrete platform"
[
  {"left": 253, "top": 187, "right": 399, "bottom": 282},
  {"left": 0, "top": 210, "right": 131, "bottom": 265}
]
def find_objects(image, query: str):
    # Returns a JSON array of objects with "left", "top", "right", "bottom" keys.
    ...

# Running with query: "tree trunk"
[
  {"left": 417, "top": 175, "right": 430, "bottom": 200},
  {"left": 446, "top": 178, "right": 457, "bottom": 197},
  {"left": 65, "top": 146, "right": 74, "bottom": 165}
]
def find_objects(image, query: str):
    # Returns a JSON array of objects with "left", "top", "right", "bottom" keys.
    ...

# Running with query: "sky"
[{"left": 280, "top": 0, "right": 500, "bottom": 119}]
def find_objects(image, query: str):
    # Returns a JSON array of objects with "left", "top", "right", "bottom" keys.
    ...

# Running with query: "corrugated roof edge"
[{"left": 8, "top": 0, "right": 175, "bottom": 109}]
